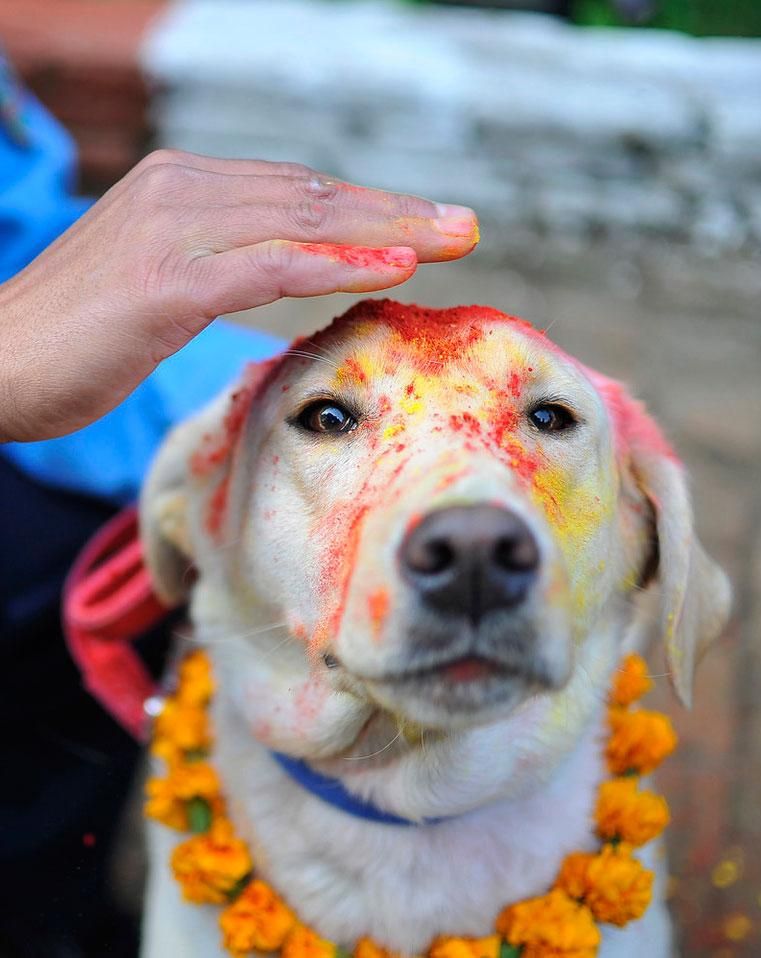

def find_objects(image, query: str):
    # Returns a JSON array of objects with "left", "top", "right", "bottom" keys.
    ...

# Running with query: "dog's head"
[{"left": 142, "top": 301, "right": 729, "bottom": 766}]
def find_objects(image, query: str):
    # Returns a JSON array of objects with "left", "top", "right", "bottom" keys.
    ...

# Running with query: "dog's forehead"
[{"left": 290, "top": 300, "right": 599, "bottom": 404}]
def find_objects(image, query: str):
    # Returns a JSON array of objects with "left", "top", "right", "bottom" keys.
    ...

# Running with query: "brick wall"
[
  {"left": 0, "top": 0, "right": 164, "bottom": 193},
  {"left": 142, "top": 0, "right": 761, "bottom": 257}
]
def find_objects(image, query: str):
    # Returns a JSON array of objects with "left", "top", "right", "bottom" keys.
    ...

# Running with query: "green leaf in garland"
[
  {"left": 226, "top": 872, "right": 253, "bottom": 902},
  {"left": 499, "top": 943, "right": 522, "bottom": 958},
  {"left": 335, "top": 947, "right": 353, "bottom": 958},
  {"left": 188, "top": 797, "right": 213, "bottom": 834}
]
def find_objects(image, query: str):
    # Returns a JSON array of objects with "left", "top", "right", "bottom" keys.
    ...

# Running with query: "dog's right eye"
[{"left": 295, "top": 400, "right": 358, "bottom": 434}]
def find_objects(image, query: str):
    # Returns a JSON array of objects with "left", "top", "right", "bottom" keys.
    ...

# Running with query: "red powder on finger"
[{"left": 299, "top": 244, "right": 415, "bottom": 270}]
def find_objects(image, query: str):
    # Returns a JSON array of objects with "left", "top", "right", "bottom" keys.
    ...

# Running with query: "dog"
[{"left": 139, "top": 299, "right": 730, "bottom": 957}]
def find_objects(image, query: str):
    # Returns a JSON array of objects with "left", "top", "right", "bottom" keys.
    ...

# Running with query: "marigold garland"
[{"left": 145, "top": 651, "right": 675, "bottom": 957}]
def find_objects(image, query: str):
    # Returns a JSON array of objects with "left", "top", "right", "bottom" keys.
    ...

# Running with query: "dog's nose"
[{"left": 399, "top": 505, "right": 540, "bottom": 622}]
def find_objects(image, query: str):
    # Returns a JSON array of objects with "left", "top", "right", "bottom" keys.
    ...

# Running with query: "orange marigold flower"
[
  {"left": 429, "top": 934, "right": 500, "bottom": 958},
  {"left": 555, "top": 845, "right": 653, "bottom": 927},
  {"left": 354, "top": 938, "right": 399, "bottom": 958},
  {"left": 606, "top": 708, "right": 677, "bottom": 776},
  {"left": 144, "top": 775, "right": 188, "bottom": 831},
  {"left": 282, "top": 924, "right": 335, "bottom": 958},
  {"left": 595, "top": 778, "right": 670, "bottom": 846},
  {"left": 169, "top": 761, "right": 221, "bottom": 802},
  {"left": 155, "top": 698, "right": 211, "bottom": 752},
  {"left": 150, "top": 736, "right": 184, "bottom": 769},
  {"left": 177, "top": 650, "right": 215, "bottom": 707},
  {"left": 171, "top": 818, "right": 252, "bottom": 904},
  {"left": 220, "top": 880, "right": 297, "bottom": 955},
  {"left": 609, "top": 655, "right": 652, "bottom": 708},
  {"left": 496, "top": 888, "right": 600, "bottom": 958}
]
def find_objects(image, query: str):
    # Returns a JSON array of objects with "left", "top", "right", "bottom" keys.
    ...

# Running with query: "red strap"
[{"left": 63, "top": 506, "right": 175, "bottom": 741}]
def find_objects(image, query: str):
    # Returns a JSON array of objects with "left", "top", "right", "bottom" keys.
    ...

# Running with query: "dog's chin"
[{"left": 359, "top": 656, "right": 559, "bottom": 731}]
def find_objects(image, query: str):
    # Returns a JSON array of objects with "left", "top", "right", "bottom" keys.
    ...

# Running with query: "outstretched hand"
[{"left": 0, "top": 150, "right": 479, "bottom": 442}]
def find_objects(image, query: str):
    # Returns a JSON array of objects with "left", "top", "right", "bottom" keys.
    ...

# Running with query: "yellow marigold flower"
[
  {"left": 220, "top": 880, "right": 297, "bottom": 955},
  {"left": 155, "top": 697, "right": 211, "bottom": 752},
  {"left": 282, "top": 924, "right": 335, "bottom": 958},
  {"left": 609, "top": 654, "right": 652, "bottom": 708},
  {"left": 177, "top": 650, "right": 215, "bottom": 707},
  {"left": 555, "top": 845, "right": 653, "bottom": 927},
  {"left": 354, "top": 938, "right": 399, "bottom": 958},
  {"left": 171, "top": 818, "right": 252, "bottom": 904},
  {"left": 496, "top": 888, "right": 600, "bottom": 958},
  {"left": 429, "top": 934, "right": 500, "bottom": 958},
  {"left": 144, "top": 775, "right": 188, "bottom": 831},
  {"left": 606, "top": 708, "right": 677, "bottom": 776},
  {"left": 595, "top": 778, "right": 670, "bottom": 846}
]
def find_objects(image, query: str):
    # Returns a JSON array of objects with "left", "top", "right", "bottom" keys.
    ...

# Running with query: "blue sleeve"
[
  {"left": 0, "top": 74, "right": 92, "bottom": 282},
  {"left": 0, "top": 56, "right": 285, "bottom": 503}
]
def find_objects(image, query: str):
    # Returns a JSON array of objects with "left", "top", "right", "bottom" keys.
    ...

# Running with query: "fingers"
[
  {"left": 129, "top": 149, "right": 315, "bottom": 181},
  {"left": 183, "top": 173, "right": 478, "bottom": 263},
  {"left": 123, "top": 152, "right": 480, "bottom": 263},
  {"left": 193, "top": 241, "right": 419, "bottom": 317}
]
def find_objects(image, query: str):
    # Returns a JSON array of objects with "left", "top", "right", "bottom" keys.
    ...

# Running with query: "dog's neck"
[{"left": 210, "top": 667, "right": 609, "bottom": 953}]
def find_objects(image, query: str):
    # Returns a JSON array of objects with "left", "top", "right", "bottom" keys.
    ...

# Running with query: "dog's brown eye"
[
  {"left": 297, "top": 400, "right": 357, "bottom": 434},
  {"left": 529, "top": 404, "right": 576, "bottom": 433}
]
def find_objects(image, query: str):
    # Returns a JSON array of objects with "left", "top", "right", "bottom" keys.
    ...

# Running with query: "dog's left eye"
[
  {"left": 528, "top": 403, "right": 577, "bottom": 433},
  {"left": 296, "top": 400, "right": 358, "bottom": 434}
]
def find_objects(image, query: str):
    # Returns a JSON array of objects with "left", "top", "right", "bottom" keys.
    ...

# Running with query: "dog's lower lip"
[
  {"left": 374, "top": 654, "right": 518, "bottom": 685},
  {"left": 437, "top": 655, "right": 500, "bottom": 683}
]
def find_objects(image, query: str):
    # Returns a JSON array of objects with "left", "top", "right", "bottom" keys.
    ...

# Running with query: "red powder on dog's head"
[
  {"left": 190, "top": 358, "right": 281, "bottom": 478},
  {"left": 311, "top": 300, "right": 537, "bottom": 369},
  {"left": 367, "top": 588, "right": 390, "bottom": 641},
  {"left": 205, "top": 474, "right": 230, "bottom": 538},
  {"left": 341, "top": 357, "right": 367, "bottom": 385},
  {"left": 584, "top": 369, "right": 678, "bottom": 463}
]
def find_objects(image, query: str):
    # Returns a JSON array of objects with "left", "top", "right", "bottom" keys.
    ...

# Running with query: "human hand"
[{"left": 0, "top": 151, "right": 479, "bottom": 443}]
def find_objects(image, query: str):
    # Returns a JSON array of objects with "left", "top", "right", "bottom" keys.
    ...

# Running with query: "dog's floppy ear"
[
  {"left": 140, "top": 359, "right": 281, "bottom": 605},
  {"left": 139, "top": 390, "right": 230, "bottom": 605},
  {"left": 633, "top": 451, "right": 731, "bottom": 706},
  {"left": 595, "top": 376, "right": 731, "bottom": 707}
]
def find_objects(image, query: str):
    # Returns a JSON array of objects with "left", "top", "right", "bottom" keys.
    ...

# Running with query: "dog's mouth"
[
  {"left": 329, "top": 640, "right": 560, "bottom": 724},
  {"left": 376, "top": 653, "right": 523, "bottom": 685}
]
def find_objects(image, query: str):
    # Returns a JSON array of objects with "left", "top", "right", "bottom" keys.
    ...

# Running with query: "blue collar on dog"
[{"left": 270, "top": 751, "right": 448, "bottom": 827}]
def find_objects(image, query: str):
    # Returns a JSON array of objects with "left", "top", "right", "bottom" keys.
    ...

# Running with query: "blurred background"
[{"left": 2, "top": 0, "right": 759, "bottom": 956}]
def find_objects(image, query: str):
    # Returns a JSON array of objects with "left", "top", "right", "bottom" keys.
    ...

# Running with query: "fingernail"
[{"left": 434, "top": 204, "right": 479, "bottom": 238}]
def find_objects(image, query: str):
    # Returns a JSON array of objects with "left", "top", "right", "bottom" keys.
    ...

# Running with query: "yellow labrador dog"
[{"left": 140, "top": 300, "right": 730, "bottom": 958}]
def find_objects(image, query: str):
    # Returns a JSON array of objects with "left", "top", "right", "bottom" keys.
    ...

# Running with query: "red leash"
[{"left": 63, "top": 507, "right": 175, "bottom": 741}]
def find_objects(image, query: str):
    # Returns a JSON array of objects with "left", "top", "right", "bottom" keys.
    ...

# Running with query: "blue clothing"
[
  {"left": 0, "top": 61, "right": 91, "bottom": 283},
  {"left": 0, "top": 55, "right": 286, "bottom": 957},
  {"left": 0, "top": 56, "right": 283, "bottom": 503}
]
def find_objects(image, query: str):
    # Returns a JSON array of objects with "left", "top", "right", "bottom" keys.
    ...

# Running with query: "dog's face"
[{"left": 142, "top": 301, "right": 729, "bottom": 770}]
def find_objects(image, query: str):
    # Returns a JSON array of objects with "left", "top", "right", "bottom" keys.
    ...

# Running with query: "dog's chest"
[
  {"left": 212, "top": 724, "right": 602, "bottom": 953},
  {"left": 143, "top": 716, "right": 673, "bottom": 958}
]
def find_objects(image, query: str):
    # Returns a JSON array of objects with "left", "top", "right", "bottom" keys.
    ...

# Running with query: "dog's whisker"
[
  {"left": 283, "top": 348, "right": 340, "bottom": 370},
  {"left": 342, "top": 728, "right": 403, "bottom": 761},
  {"left": 203, "top": 621, "right": 290, "bottom": 647},
  {"left": 301, "top": 338, "right": 341, "bottom": 362}
]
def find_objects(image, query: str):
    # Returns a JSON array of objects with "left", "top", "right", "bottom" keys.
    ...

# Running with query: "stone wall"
[{"left": 142, "top": 0, "right": 761, "bottom": 256}]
